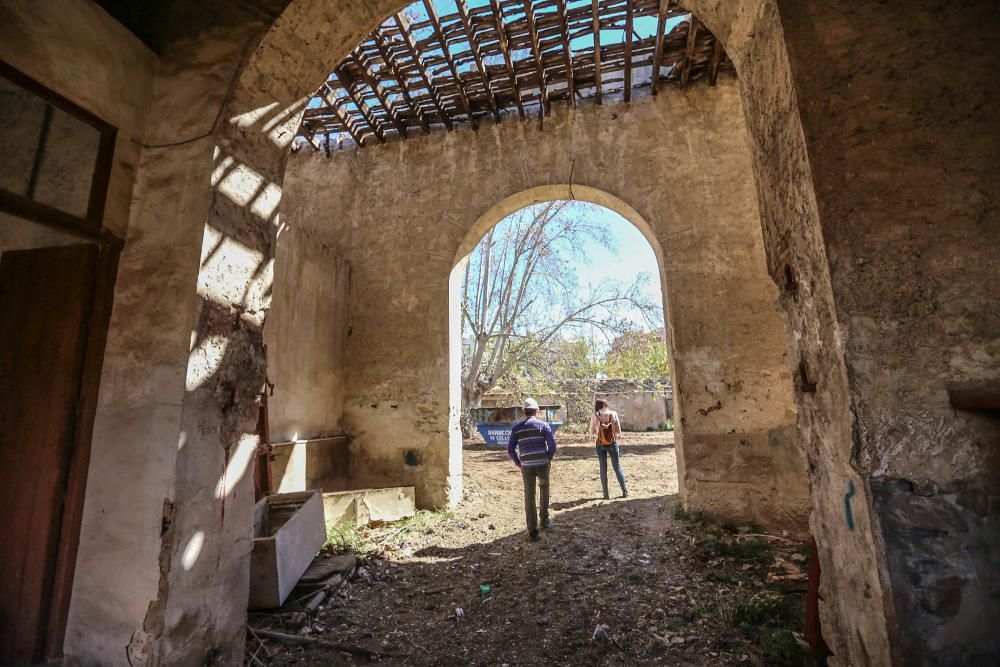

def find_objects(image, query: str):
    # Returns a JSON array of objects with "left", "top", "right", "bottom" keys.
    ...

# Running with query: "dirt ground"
[{"left": 254, "top": 432, "right": 808, "bottom": 666}]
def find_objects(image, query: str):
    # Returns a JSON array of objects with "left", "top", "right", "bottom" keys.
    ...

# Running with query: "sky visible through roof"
[{"left": 304, "top": 0, "right": 691, "bottom": 140}]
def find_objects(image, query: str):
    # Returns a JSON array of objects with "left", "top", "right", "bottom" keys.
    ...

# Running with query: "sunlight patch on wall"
[
  {"left": 214, "top": 433, "right": 258, "bottom": 500},
  {"left": 228, "top": 102, "right": 281, "bottom": 128},
  {"left": 197, "top": 224, "right": 268, "bottom": 313},
  {"left": 180, "top": 531, "right": 205, "bottom": 571},
  {"left": 211, "top": 150, "right": 282, "bottom": 222},
  {"left": 186, "top": 334, "right": 229, "bottom": 392}
]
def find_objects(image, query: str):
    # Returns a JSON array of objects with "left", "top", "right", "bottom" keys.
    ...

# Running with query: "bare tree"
[{"left": 460, "top": 201, "right": 660, "bottom": 419}]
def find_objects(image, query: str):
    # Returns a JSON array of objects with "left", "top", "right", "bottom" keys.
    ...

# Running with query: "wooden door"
[{"left": 0, "top": 244, "right": 99, "bottom": 663}]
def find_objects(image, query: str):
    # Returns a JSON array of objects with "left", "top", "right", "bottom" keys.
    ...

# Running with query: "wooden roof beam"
[
  {"left": 651, "top": 0, "right": 668, "bottom": 95},
  {"left": 353, "top": 48, "right": 409, "bottom": 138},
  {"left": 394, "top": 14, "right": 454, "bottom": 131},
  {"left": 320, "top": 83, "right": 365, "bottom": 147},
  {"left": 591, "top": 0, "right": 602, "bottom": 104},
  {"left": 488, "top": 0, "right": 526, "bottom": 119},
  {"left": 554, "top": 0, "right": 576, "bottom": 107},
  {"left": 623, "top": 0, "right": 634, "bottom": 102},
  {"left": 679, "top": 16, "right": 699, "bottom": 88},
  {"left": 422, "top": 0, "right": 478, "bottom": 128},
  {"left": 522, "top": 0, "right": 550, "bottom": 116},
  {"left": 334, "top": 66, "right": 385, "bottom": 144},
  {"left": 372, "top": 29, "right": 432, "bottom": 135},
  {"left": 708, "top": 34, "right": 723, "bottom": 86},
  {"left": 456, "top": 0, "right": 501, "bottom": 124}
]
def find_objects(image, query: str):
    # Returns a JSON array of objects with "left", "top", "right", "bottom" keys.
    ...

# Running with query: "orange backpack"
[{"left": 596, "top": 412, "right": 616, "bottom": 445}]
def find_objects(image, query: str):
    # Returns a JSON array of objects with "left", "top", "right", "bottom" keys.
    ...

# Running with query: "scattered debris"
[
  {"left": 258, "top": 433, "right": 807, "bottom": 666},
  {"left": 249, "top": 628, "right": 383, "bottom": 659}
]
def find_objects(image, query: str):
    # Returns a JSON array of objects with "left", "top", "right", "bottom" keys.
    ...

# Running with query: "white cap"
[{"left": 523, "top": 397, "right": 539, "bottom": 411}]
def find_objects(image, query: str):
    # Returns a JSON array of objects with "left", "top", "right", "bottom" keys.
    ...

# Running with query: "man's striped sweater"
[{"left": 507, "top": 416, "right": 557, "bottom": 468}]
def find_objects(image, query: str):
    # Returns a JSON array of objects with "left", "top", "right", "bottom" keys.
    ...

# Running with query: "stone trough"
[{"left": 249, "top": 490, "right": 326, "bottom": 610}]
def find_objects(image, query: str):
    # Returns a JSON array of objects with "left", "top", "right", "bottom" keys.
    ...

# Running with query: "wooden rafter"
[
  {"left": 456, "top": 0, "right": 501, "bottom": 123},
  {"left": 591, "top": 0, "right": 603, "bottom": 104},
  {"left": 422, "top": 0, "right": 477, "bottom": 127},
  {"left": 334, "top": 68, "right": 385, "bottom": 143},
  {"left": 353, "top": 49, "right": 409, "bottom": 138},
  {"left": 679, "top": 16, "right": 699, "bottom": 88},
  {"left": 320, "top": 84, "right": 365, "bottom": 146},
  {"left": 554, "top": 0, "right": 576, "bottom": 107},
  {"left": 708, "top": 35, "right": 723, "bottom": 86},
  {"left": 522, "top": 0, "right": 549, "bottom": 116},
  {"left": 651, "top": 0, "right": 668, "bottom": 95},
  {"left": 372, "top": 29, "right": 431, "bottom": 134},
  {"left": 300, "top": 0, "right": 729, "bottom": 149},
  {"left": 624, "top": 0, "right": 634, "bottom": 102},
  {"left": 489, "top": 0, "right": 526, "bottom": 119},
  {"left": 394, "top": 14, "right": 454, "bottom": 131}
]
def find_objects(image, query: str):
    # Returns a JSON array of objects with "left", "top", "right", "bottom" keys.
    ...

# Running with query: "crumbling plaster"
[{"left": 281, "top": 79, "right": 809, "bottom": 528}]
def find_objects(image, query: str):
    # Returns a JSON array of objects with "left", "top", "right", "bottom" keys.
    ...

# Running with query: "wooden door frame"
[
  {"left": 42, "top": 235, "right": 122, "bottom": 658},
  {"left": 1, "top": 59, "right": 124, "bottom": 660}
]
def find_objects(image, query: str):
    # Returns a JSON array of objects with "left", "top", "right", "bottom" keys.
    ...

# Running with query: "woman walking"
[{"left": 589, "top": 399, "right": 628, "bottom": 499}]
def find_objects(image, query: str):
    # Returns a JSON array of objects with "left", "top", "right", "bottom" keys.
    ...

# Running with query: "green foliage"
[
  {"left": 604, "top": 328, "right": 670, "bottom": 379},
  {"left": 325, "top": 525, "right": 370, "bottom": 557},
  {"left": 702, "top": 536, "right": 775, "bottom": 562},
  {"left": 760, "top": 628, "right": 805, "bottom": 666},
  {"left": 721, "top": 593, "right": 797, "bottom": 628},
  {"left": 672, "top": 504, "right": 707, "bottom": 524}
]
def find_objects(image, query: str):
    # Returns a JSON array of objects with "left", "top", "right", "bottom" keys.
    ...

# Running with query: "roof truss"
[{"left": 301, "top": 0, "right": 732, "bottom": 148}]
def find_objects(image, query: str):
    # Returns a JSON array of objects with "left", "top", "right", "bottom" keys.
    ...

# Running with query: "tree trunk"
[{"left": 461, "top": 388, "right": 485, "bottom": 440}]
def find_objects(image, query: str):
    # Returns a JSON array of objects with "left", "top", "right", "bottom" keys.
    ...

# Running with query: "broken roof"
[{"left": 299, "top": 0, "right": 731, "bottom": 149}]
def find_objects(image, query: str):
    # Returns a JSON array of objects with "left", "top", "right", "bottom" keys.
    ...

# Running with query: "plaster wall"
[
  {"left": 602, "top": 392, "right": 671, "bottom": 432},
  {"left": 265, "top": 226, "right": 350, "bottom": 443},
  {"left": 264, "top": 224, "right": 352, "bottom": 494},
  {"left": 282, "top": 79, "right": 809, "bottom": 526}
]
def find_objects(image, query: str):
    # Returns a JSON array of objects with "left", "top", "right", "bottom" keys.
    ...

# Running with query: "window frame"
[{"left": 0, "top": 60, "right": 117, "bottom": 242}]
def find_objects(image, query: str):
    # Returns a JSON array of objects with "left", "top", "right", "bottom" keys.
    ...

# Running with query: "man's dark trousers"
[{"left": 521, "top": 463, "right": 551, "bottom": 533}]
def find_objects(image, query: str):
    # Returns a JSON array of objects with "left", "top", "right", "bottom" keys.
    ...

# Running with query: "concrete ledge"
[{"left": 322, "top": 486, "right": 416, "bottom": 529}]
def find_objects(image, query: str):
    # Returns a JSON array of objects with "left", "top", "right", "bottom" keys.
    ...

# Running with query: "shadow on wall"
[{"left": 168, "top": 143, "right": 286, "bottom": 582}]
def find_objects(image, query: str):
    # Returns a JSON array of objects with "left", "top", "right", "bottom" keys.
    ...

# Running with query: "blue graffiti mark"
[{"left": 844, "top": 479, "right": 856, "bottom": 531}]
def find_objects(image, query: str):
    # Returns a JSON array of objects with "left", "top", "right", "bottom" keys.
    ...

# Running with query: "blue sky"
[
  {"left": 574, "top": 207, "right": 661, "bottom": 294},
  {"left": 563, "top": 202, "right": 664, "bottom": 329}
]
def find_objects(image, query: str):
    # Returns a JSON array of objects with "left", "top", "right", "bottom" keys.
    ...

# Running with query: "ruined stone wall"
[
  {"left": 775, "top": 2, "right": 1000, "bottom": 663},
  {"left": 282, "top": 79, "right": 809, "bottom": 526},
  {"left": 264, "top": 225, "right": 352, "bottom": 494}
]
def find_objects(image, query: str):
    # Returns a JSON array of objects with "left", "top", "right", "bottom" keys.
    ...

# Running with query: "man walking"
[{"left": 507, "top": 398, "right": 557, "bottom": 542}]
